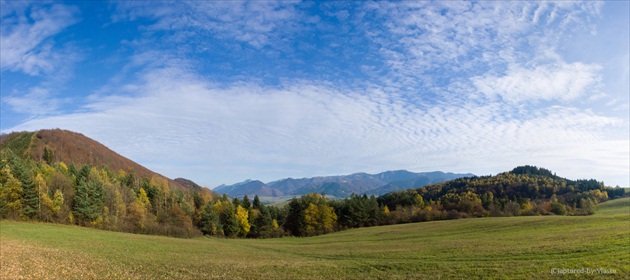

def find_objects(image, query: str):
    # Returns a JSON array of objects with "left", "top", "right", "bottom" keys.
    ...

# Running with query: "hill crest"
[{"left": 0, "top": 129, "right": 201, "bottom": 191}]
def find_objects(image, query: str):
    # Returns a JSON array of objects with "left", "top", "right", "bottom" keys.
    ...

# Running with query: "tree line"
[{"left": 0, "top": 150, "right": 625, "bottom": 238}]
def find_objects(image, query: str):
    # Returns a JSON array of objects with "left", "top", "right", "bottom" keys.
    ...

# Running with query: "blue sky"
[{"left": 1, "top": 1, "right": 628, "bottom": 188}]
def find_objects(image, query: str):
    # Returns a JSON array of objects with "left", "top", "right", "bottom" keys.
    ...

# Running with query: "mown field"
[{"left": 1, "top": 197, "right": 628, "bottom": 279}]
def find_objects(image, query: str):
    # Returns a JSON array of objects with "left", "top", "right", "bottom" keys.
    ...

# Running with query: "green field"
[{"left": 1, "top": 198, "right": 628, "bottom": 279}]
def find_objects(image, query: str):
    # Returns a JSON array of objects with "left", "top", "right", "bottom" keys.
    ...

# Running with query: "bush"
[{"left": 550, "top": 202, "right": 567, "bottom": 215}]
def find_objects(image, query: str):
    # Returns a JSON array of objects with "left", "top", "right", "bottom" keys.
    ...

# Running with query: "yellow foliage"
[
  {"left": 319, "top": 204, "right": 337, "bottom": 233},
  {"left": 91, "top": 216, "right": 103, "bottom": 227},
  {"left": 35, "top": 173, "right": 48, "bottom": 195},
  {"left": 58, "top": 162, "right": 68, "bottom": 174},
  {"left": 589, "top": 189, "right": 608, "bottom": 202},
  {"left": 235, "top": 205, "right": 250, "bottom": 237},
  {"left": 137, "top": 188, "right": 151, "bottom": 210},
  {"left": 117, "top": 169, "right": 127, "bottom": 183},
  {"left": 213, "top": 200, "right": 224, "bottom": 213},
  {"left": 304, "top": 203, "right": 319, "bottom": 232},
  {"left": 89, "top": 167, "right": 105, "bottom": 184},
  {"left": 52, "top": 190, "right": 63, "bottom": 212},
  {"left": 39, "top": 193, "right": 54, "bottom": 221},
  {"left": 304, "top": 203, "right": 337, "bottom": 234}
]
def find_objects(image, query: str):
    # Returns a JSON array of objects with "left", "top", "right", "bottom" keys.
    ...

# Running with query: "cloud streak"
[
  {"left": 8, "top": 65, "right": 627, "bottom": 187},
  {"left": 473, "top": 62, "right": 602, "bottom": 103},
  {"left": 0, "top": 2, "right": 79, "bottom": 75},
  {"left": 2, "top": 1, "right": 628, "bottom": 188}
]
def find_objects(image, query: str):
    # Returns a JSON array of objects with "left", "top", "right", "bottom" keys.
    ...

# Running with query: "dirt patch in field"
[{"left": 0, "top": 239, "right": 141, "bottom": 279}]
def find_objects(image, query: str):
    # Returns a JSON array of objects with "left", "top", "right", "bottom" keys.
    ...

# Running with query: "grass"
[{"left": 1, "top": 198, "right": 628, "bottom": 279}]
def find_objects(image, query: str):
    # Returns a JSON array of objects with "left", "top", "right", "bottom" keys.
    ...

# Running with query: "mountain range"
[
  {"left": 0, "top": 129, "right": 474, "bottom": 199},
  {"left": 214, "top": 170, "right": 474, "bottom": 198}
]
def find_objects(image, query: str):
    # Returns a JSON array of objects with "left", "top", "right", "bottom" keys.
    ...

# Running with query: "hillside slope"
[
  {"left": 0, "top": 129, "right": 216, "bottom": 238},
  {"left": 0, "top": 129, "right": 195, "bottom": 190},
  {"left": 2, "top": 197, "right": 627, "bottom": 279}
]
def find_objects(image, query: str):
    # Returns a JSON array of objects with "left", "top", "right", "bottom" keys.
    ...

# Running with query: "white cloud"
[
  {"left": 0, "top": 2, "right": 79, "bottom": 75},
  {"left": 472, "top": 62, "right": 602, "bottom": 103},
  {"left": 3, "top": 87, "right": 69, "bottom": 116},
  {"left": 6, "top": 66, "right": 627, "bottom": 187},
  {"left": 361, "top": 1, "right": 604, "bottom": 95},
  {"left": 112, "top": 1, "right": 306, "bottom": 49},
  {"left": 2, "top": 1, "right": 626, "bottom": 188}
]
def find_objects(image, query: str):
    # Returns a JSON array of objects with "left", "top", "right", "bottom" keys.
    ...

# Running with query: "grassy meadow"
[{"left": 1, "top": 197, "right": 628, "bottom": 279}]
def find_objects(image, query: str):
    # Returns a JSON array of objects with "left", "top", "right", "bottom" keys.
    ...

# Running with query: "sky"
[{"left": 1, "top": 1, "right": 628, "bottom": 188}]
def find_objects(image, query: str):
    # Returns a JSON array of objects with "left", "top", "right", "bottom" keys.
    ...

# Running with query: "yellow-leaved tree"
[{"left": 235, "top": 205, "right": 250, "bottom": 237}]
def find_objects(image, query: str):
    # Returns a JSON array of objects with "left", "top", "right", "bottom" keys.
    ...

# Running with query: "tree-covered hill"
[
  {"left": 0, "top": 130, "right": 216, "bottom": 237},
  {"left": 0, "top": 129, "right": 189, "bottom": 191},
  {"left": 377, "top": 165, "right": 626, "bottom": 223},
  {"left": 0, "top": 129, "right": 625, "bottom": 239}
]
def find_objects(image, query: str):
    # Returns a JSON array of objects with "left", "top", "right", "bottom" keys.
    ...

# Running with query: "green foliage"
[
  {"left": 550, "top": 202, "right": 567, "bottom": 215},
  {"left": 2, "top": 197, "right": 628, "bottom": 279},
  {"left": 73, "top": 178, "right": 104, "bottom": 224},
  {"left": 0, "top": 142, "right": 622, "bottom": 241},
  {"left": 510, "top": 165, "right": 555, "bottom": 177},
  {"left": 250, "top": 205, "right": 273, "bottom": 238},
  {"left": 43, "top": 146, "right": 55, "bottom": 164},
  {"left": 252, "top": 195, "right": 262, "bottom": 210},
  {"left": 199, "top": 201, "right": 219, "bottom": 235},
  {"left": 0, "top": 132, "right": 35, "bottom": 159},
  {"left": 242, "top": 195, "right": 251, "bottom": 210},
  {"left": 219, "top": 202, "right": 240, "bottom": 238}
]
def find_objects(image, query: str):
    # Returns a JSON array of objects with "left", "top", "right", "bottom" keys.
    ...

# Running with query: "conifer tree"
[
  {"left": 242, "top": 195, "right": 251, "bottom": 210},
  {"left": 199, "top": 201, "right": 219, "bottom": 235},
  {"left": 252, "top": 195, "right": 262, "bottom": 209},
  {"left": 73, "top": 178, "right": 104, "bottom": 224}
]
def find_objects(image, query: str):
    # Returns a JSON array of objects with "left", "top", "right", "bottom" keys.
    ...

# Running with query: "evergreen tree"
[
  {"left": 220, "top": 203, "right": 240, "bottom": 238},
  {"left": 43, "top": 147, "right": 55, "bottom": 164},
  {"left": 12, "top": 159, "right": 37, "bottom": 220},
  {"left": 199, "top": 201, "right": 219, "bottom": 235},
  {"left": 252, "top": 195, "right": 262, "bottom": 209},
  {"left": 242, "top": 195, "right": 251, "bottom": 210},
  {"left": 251, "top": 205, "right": 273, "bottom": 238},
  {"left": 232, "top": 197, "right": 241, "bottom": 207},
  {"left": 73, "top": 178, "right": 104, "bottom": 224}
]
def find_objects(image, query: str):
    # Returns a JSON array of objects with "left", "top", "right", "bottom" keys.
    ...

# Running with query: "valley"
[{"left": 1, "top": 197, "right": 628, "bottom": 279}]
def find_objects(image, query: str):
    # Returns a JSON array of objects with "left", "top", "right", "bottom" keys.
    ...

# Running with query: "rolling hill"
[
  {"left": 0, "top": 129, "right": 203, "bottom": 191},
  {"left": 2, "top": 197, "right": 627, "bottom": 278},
  {"left": 215, "top": 170, "right": 474, "bottom": 198}
]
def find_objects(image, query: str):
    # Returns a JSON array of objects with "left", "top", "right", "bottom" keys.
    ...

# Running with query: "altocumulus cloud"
[
  {"left": 2, "top": 1, "right": 628, "bottom": 187},
  {"left": 9, "top": 64, "right": 627, "bottom": 187}
]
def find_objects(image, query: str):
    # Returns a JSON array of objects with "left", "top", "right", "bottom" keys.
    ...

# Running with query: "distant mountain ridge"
[{"left": 214, "top": 170, "right": 474, "bottom": 198}]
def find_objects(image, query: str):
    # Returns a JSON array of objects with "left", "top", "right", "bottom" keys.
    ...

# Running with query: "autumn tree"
[
  {"left": 235, "top": 205, "right": 250, "bottom": 237},
  {"left": 0, "top": 165, "right": 22, "bottom": 218}
]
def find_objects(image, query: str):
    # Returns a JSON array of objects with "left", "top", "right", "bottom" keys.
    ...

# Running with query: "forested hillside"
[
  {"left": 377, "top": 166, "right": 626, "bottom": 224},
  {"left": 0, "top": 130, "right": 216, "bottom": 237},
  {"left": 0, "top": 130, "right": 625, "bottom": 239}
]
